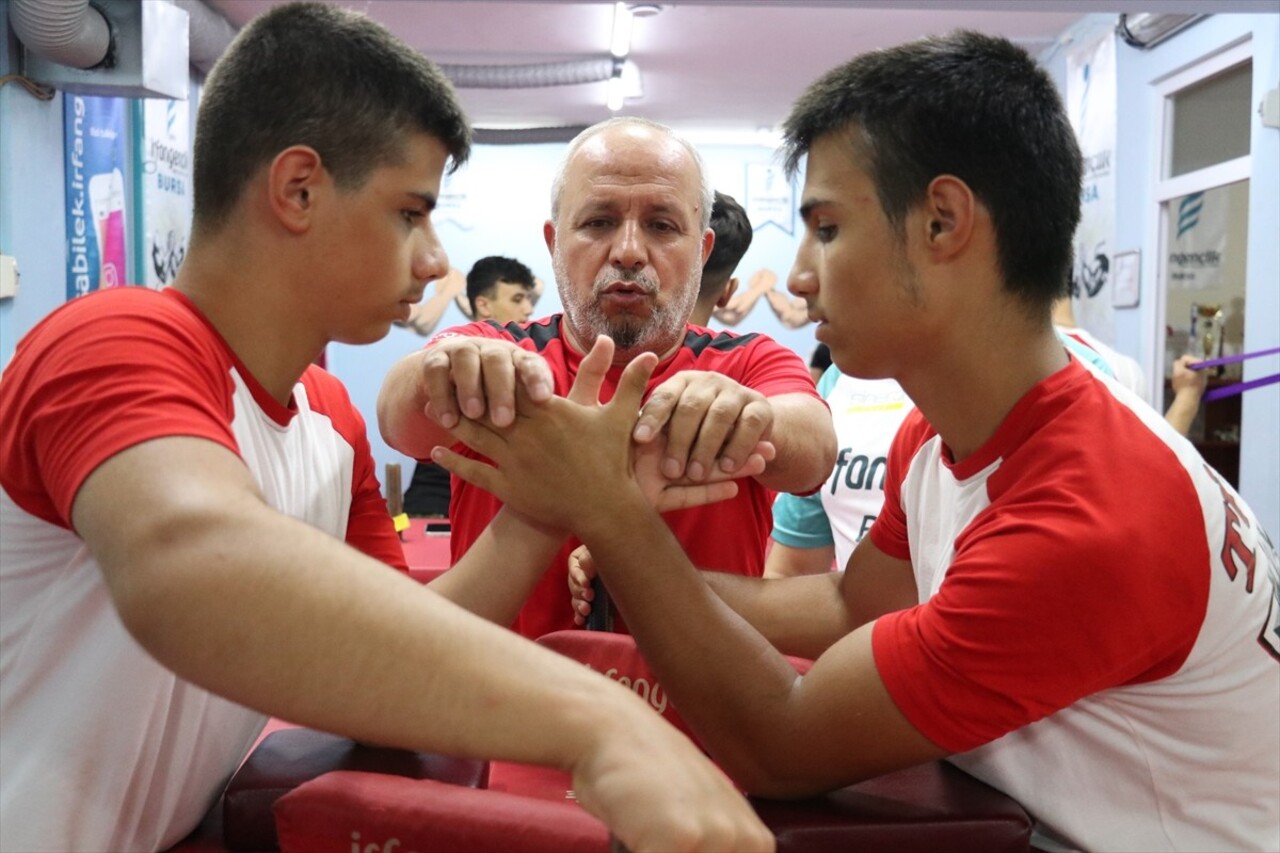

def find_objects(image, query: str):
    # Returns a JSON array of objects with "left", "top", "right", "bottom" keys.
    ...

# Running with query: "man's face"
[
  {"left": 787, "top": 132, "right": 926, "bottom": 380},
  {"left": 313, "top": 131, "right": 450, "bottom": 345},
  {"left": 546, "top": 125, "right": 712, "bottom": 361},
  {"left": 477, "top": 280, "right": 534, "bottom": 324}
]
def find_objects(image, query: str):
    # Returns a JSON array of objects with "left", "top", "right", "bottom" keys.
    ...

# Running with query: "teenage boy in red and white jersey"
[
  {"left": 435, "top": 31, "right": 1280, "bottom": 851},
  {"left": 378, "top": 117, "right": 835, "bottom": 639},
  {"left": 0, "top": 5, "right": 772, "bottom": 852}
]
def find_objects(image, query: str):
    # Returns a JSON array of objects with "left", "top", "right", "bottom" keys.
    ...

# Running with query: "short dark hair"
[
  {"left": 466, "top": 256, "right": 535, "bottom": 317},
  {"left": 781, "top": 31, "right": 1081, "bottom": 311},
  {"left": 701, "top": 192, "right": 753, "bottom": 300},
  {"left": 192, "top": 2, "right": 471, "bottom": 233}
]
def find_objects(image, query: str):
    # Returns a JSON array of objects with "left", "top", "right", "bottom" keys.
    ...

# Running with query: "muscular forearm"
[
  {"left": 581, "top": 497, "right": 841, "bottom": 791},
  {"left": 704, "top": 568, "right": 853, "bottom": 659},
  {"left": 755, "top": 393, "right": 836, "bottom": 492},
  {"left": 377, "top": 349, "right": 452, "bottom": 459}
]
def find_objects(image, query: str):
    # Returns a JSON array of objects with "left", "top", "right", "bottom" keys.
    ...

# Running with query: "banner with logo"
[
  {"left": 1066, "top": 30, "right": 1118, "bottom": 337},
  {"left": 744, "top": 163, "right": 795, "bottom": 235},
  {"left": 137, "top": 98, "right": 192, "bottom": 288},
  {"left": 435, "top": 163, "right": 475, "bottom": 231},
  {"left": 64, "top": 95, "right": 128, "bottom": 300},
  {"left": 1166, "top": 189, "right": 1228, "bottom": 291}
]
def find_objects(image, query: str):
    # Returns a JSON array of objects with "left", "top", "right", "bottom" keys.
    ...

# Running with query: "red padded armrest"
[
  {"left": 274, "top": 771, "right": 613, "bottom": 853},
  {"left": 752, "top": 761, "right": 1032, "bottom": 853},
  {"left": 222, "top": 728, "right": 487, "bottom": 851}
]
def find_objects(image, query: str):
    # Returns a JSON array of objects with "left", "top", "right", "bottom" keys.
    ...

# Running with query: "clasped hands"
[{"left": 425, "top": 335, "right": 776, "bottom": 536}]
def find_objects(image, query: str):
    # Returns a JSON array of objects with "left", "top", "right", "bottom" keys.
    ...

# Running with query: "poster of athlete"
[{"left": 1066, "top": 30, "right": 1118, "bottom": 341}]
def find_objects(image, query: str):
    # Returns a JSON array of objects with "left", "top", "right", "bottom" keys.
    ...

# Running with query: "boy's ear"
[
  {"left": 919, "top": 174, "right": 975, "bottom": 261},
  {"left": 716, "top": 276, "right": 740, "bottom": 309},
  {"left": 268, "top": 145, "right": 325, "bottom": 235}
]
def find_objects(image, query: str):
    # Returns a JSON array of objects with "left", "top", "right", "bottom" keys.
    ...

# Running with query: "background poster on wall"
[
  {"left": 1166, "top": 189, "right": 1228, "bottom": 291},
  {"left": 64, "top": 95, "right": 128, "bottom": 301},
  {"left": 435, "top": 163, "right": 475, "bottom": 231},
  {"left": 138, "top": 98, "right": 192, "bottom": 288},
  {"left": 1066, "top": 30, "right": 1118, "bottom": 339},
  {"left": 744, "top": 163, "right": 795, "bottom": 236}
]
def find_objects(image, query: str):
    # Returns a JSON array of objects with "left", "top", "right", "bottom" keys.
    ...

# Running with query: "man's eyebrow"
[{"left": 576, "top": 198, "right": 618, "bottom": 214}]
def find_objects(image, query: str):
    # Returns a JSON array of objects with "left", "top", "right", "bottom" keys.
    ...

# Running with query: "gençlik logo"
[{"left": 1177, "top": 192, "right": 1204, "bottom": 239}]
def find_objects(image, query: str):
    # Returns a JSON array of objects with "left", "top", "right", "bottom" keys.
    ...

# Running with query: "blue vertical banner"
[{"left": 64, "top": 95, "right": 128, "bottom": 301}]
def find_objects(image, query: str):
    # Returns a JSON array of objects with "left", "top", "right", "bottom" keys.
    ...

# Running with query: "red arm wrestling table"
[{"left": 173, "top": 632, "right": 1033, "bottom": 853}]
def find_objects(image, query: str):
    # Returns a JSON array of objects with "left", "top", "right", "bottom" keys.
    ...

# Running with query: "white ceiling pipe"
[
  {"left": 439, "top": 57, "right": 616, "bottom": 89},
  {"left": 10, "top": 0, "right": 111, "bottom": 69},
  {"left": 172, "top": 0, "right": 238, "bottom": 76}
]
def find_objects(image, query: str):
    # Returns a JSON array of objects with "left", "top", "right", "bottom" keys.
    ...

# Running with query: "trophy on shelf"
[{"left": 1189, "top": 303, "right": 1225, "bottom": 377}]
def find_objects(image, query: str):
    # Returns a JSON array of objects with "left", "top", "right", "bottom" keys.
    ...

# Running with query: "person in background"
[
  {"left": 466, "top": 254, "right": 538, "bottom": 325},
  {"left": 763, "top": 325, "right": 1116, "bottom": 582},
  {"left": 762, "top": 365, "right": 914, "bottom": 579},
  {"left": 1055, "top": 294, "right": 1211, "bottom": 436},
  {"left": 689, "top": 191, "right": 753, "bottom": 327},
  {"left": 1052, "top": 293, "right": 1149, "bottom": 402},
  {"left": 403, "top": 254, "right": 539, "bottom": 517},
  {"left": 0, "top": 6, "right": 772, "bottom": 851},
  {"left": 377, "top": 116, "right": 836, "bottom": 640},
  {"left": 1164, "top": 352, "right": 1210, "bottom": 437},
  {"left": 807, "top": 342, "right": 831, "bottom": 383},
  {"left": 398, "top": 266, "right": 466, "bottom": 336},
  {"left": 441, "top": 31, "right": 1279, "bottom": 852}
]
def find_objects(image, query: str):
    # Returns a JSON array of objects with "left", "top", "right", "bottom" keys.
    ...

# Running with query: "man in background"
[
  {"left": 1052, "top": 292, "right": 1148, "bottom": 400},
  {"left": 689, "top": 191, "right": 753, "bottom": 326}
]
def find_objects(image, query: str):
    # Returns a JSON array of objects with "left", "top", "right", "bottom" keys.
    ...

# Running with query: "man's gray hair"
[{"left": 549, "top": 117, "right": 714, "bottom": 230}]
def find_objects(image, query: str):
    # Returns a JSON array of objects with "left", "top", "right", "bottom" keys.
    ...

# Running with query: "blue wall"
[{"left": 0, "top": 3, "right": 76, "bottom": 366}]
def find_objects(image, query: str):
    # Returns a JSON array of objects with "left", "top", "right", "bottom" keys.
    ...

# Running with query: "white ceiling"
[{"left": 203, "top": 0, "right": 1276, "bottom": 139}]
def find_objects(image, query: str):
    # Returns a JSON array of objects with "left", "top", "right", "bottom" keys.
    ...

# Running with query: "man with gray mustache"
[{"left": 379, "top": 117, "right": 835, "bottom": 638}]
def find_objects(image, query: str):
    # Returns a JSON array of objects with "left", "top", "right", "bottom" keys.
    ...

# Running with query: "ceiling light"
[
  {"left": 620, "top": 59, "right": 643, "bottom": 98},
  {"left": 610, "top": 2, "right": 632, "bottom": 59},
  {"left": 1116, "top": 13, "right": 1206, "bottom": 49},
  {"left": 606, "top": 72, "right": 625, "bottom": 111}
]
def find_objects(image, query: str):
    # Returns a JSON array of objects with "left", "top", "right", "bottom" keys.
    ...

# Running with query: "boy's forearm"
[{"left": 429, "top": 507, "right": 566, "bottom": 625}]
